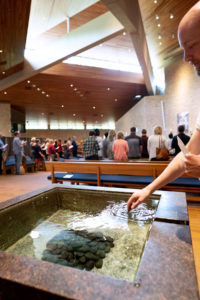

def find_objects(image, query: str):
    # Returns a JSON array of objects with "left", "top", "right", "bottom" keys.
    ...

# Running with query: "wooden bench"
[
  {"left": 22, "top": 155, "right": 36, "bottom": 173},
  {"left": 47, "top": 161, "right": 200, "bottom": 194},
  {"left": 2, "top": 151, "right": 16, "bottom": 174}
]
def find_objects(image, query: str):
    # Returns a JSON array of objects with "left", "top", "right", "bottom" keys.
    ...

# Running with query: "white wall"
[{"left": 116, "top": 55, "right": 200, "bottom": 137}]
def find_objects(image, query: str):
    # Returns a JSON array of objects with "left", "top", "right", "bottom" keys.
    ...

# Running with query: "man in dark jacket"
[{"left": 171, "top": 125, "right": 190, "bottom": 156}]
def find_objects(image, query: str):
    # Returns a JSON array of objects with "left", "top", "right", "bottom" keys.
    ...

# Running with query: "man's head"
[
  {"left": 142, "top": 129, "right": 147, "bottom": 135},
  {"left": 14, "top": 131, "right": 20, "bottom": 137},
  {"left": 178, "top": 1, "right": 200, "bottom": 76},
  {"left": 89, "top": 131, "right": 95, "bottom": 137},
  {"left": 178, "top": 125, "right": 185, "bottom": 133},
  {"left": 130, "top": 127, "right": 136, "bottom": 134}
]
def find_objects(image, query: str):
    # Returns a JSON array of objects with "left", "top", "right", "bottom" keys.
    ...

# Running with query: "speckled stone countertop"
[{"left": 0, "top": 185, "right": 198, "bottom": 299}]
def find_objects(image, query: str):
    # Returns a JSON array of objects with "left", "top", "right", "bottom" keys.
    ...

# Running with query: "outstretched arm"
[{"left": 128, "top": 129, "right": 200, "bottom": 211}]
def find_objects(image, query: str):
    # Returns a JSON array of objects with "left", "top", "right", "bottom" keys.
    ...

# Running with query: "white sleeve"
[{"left": 196, "top": 112, "right": 200, "bottom": 130}]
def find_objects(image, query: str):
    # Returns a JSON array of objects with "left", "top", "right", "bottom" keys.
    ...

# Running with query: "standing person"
[
  {"left": 128, "top": 1, "right": 200, "bottom": 211},
  {"left": 83, "top": 131, "right": 100, "bottom": 160},
  {"left": 171, "top": 125, "right": 190, "bottom": 156},
  {"left": 102, "top": 132, "right": 108, "bottom": 159},
  {"left": 47, "top": 139, "right": 56, "bottom": 161},
  {"left": 0, "top": 133, "right": 7, "bottom": 175},
  {"left": 31, "top": 138, "right": 45, "bottom": 170},
  {"left": 141, "top": 129, "right": 149, "bottom": 158},
  {"left": 112, "top": 131, "right": 129, "bottom": 161},
  {"left": 72, "top": 136, "right": 78, "bottom": 158},
  {"left": 107, "top": 130, "right": 116, "bottom": 159},
  {"left": 125, "top": 127, "right": 142, "bottom": 159},
  {"left": 148, "top": 126, "right": 168, "bottom": 161},
  {"left": 94, "top": 129, "right": 103, "bottom": 159},
  {"left": 13, "top": 131, "right": 26, "bottom": 175},
  {"left": 57, "top": 139, "right": 63, "bottom": 158}
]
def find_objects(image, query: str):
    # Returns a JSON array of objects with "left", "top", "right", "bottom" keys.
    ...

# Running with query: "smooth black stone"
[
  {"left": 74, "top": 251, "right": 84, "bottom": 257},
  {"left": 85, "top": 260, "right": 95, "bottom": 270},
  {"left": 96, "top": 250, "right": 105, "bottom": 258},
  {"left": 105, "top": 236, "right": 114, "bottom": 243},
  {"left": 58, "top": 259, "right": 69, "bottom": 266},
  {"left": 90, "top": 246, "right": 98, "bottom": 254},
  {"left": 78, "top": 245, "right": 91, "bottom": 253},
  {"left": 85, "top": 252, "right": 98, "bottom": 261},
  {"left": 79, "top": 256, "right": 86, "bottom": 264},
  {"left": 95, "top": 259, "right": 103, "bottom": 268},
  {"left": 104, "top": 246, "right": 110, "bottom": 253},
  {"left": 98, "top": 243, "right": 106, "bottom": 250}
]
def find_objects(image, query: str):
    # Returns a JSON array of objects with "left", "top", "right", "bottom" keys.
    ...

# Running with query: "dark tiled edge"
[{"left": 0, "top": 185, "right": 198, "bottom": 299}]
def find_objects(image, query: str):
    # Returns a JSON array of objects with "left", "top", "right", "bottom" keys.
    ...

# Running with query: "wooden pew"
[
  {"left": 49, "top": 162, "right": 101, "bottom": 185},
  {"left": 47, "top": 161, "right": 200, "bottom": 194}
]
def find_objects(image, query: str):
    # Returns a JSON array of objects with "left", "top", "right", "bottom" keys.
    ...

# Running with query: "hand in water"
[
  {"left": 127, "top": 188, "right": 151, "bottom": 212},
  {"left": 184, "top": 153, "right": 200, "bottom": 177}
]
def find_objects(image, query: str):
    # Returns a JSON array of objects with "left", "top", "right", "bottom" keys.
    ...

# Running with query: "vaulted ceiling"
[{"left": 0, "top": 0, "right": 198, "bottom": 128}]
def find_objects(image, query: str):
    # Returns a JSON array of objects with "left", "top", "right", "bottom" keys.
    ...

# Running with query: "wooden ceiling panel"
[
  {"left": 0, "top": 64, "right": 148, "bottom": 124},
  {"left": 139, "top": 0, "right": 198, "bottom": 67},
  {"left": 0, "top": 0, "right": 31, "bottom": 79}
]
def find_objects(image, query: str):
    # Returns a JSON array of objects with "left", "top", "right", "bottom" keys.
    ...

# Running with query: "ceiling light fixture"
[
  {"left": 159, "top": 42, "right": 162, "bottom": 45},
  {"left": 2, "top": 71, "right": 5, "bottom": 75},
  {"left": 0, "top": 50, "right": 3, "bottom": 53},
  {"left": 170, "top": 13, "right": 174, "bottom": 19},
  {"left": 171, "top": 33, "right": 175, "bottom": 39},
  {"left": 61, "top": 105, "right": 64, "bottom": 108},
  {"left": 4, "top": 91, "right": 7, "bottom": 95},
  {"left": 157, "top": 23, "right": 161, "bottom": 27},
  {"left": 115, "top": 98, "right": 118, "bottom": 102},
  {"left": 158, "top": 34, "right": 162, "bottom": 39},
  {"left": 107, "top": 88, "right": 110, "bottom": 91},
  {"left": 155, "top": 14, "right": 159, "bottom": 20},
  {"left": 93, "top": 106, "right": 96, "bottom": 109},
  {"left": 70, "top": 84, "right": 73, "bottom": 87},
  {"left": 27, "top": 80, "right": 30, "bottom": 84},
  {"left": 74, "top": 88, "right": 77, "bottom": 91},
  {"left": 46, "top": 94, "right": 50, "bottom": 97},
  {"left": 123, "top": 32, "right": 126, "bottom": 36},
  {"left": 42, "top": 91, "right": 46, "bottom": 94},
  {"left": 135, "top": 95, "right": 141, "bottom": 99},
  {"left": 101, "top": 114, "right": 104, "bottom": 117},
  {"left": 99, "top": 44, "right": 103, "bottom": 47},
  {"left": 32, "top": 84, "right": 36, "bottom": 88},
  {"left": 73, "top": 113, "right": 76, "bottom": 116},
  {"left": 37, "top": 88, "right": 41, "bottom": 91},
  {"left": 154, "top": 0, "right": 157, "bottom": 3}
]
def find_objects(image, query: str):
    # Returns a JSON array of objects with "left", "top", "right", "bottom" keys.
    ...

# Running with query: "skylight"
[{"left": 63, "top": 56, "right": 142, "bottom": 74}]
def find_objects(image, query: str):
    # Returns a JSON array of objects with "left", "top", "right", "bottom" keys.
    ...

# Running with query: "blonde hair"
[
  {"left": 49, "top": 139, "right": 54, "bottom": 144},
  {"left": 31, "top": 137, "right": 36, "bottom": 142},
  {"left": 117, "top": 131, "right": 124, "bottom": 139},
  {"left": 154, "top": 126, "right": 162, "bottom": 135},
  {"left": 108, "top": 130, "right": 116, "bottom": 142}
]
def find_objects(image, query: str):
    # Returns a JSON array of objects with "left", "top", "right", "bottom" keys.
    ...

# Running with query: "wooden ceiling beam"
[
  {"left": 102, "top": 0, "right": 156, "bottom": 95},
  {"left": 0, "top": 12, "right": 123, "bottom": 91}
]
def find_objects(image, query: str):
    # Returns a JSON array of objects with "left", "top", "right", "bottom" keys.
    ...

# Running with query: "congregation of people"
[{"left": 0, "top": 124, "right": 191, "bottom": 175}]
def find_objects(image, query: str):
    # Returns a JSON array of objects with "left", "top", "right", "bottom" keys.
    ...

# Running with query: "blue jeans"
[{"left": 15, "top": 152, "right": 22, "bottom": 174}]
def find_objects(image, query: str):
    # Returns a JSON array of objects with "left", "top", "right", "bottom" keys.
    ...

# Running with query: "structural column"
[{"left": 0, "top": 102, "right": 11, "bottom": 137}]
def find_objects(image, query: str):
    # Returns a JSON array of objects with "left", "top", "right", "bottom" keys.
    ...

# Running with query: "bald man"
[{"left": 128, "top": 1, "right": 200, "bottom": 211}]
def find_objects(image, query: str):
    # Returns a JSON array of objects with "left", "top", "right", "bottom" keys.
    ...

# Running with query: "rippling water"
[
  {"left": 110, "top": 201, "right": 157, "bottom": 223},
  {"left": 6, "top": 199, "right": 159, "bottom": 282}
]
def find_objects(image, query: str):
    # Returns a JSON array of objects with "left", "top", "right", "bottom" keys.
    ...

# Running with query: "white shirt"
[
  {"left": 196, "top": 112, "right": 200, "bottom": 130},
  {"left": 148, "top": 134, "right": 168, "bottom": 160}
]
